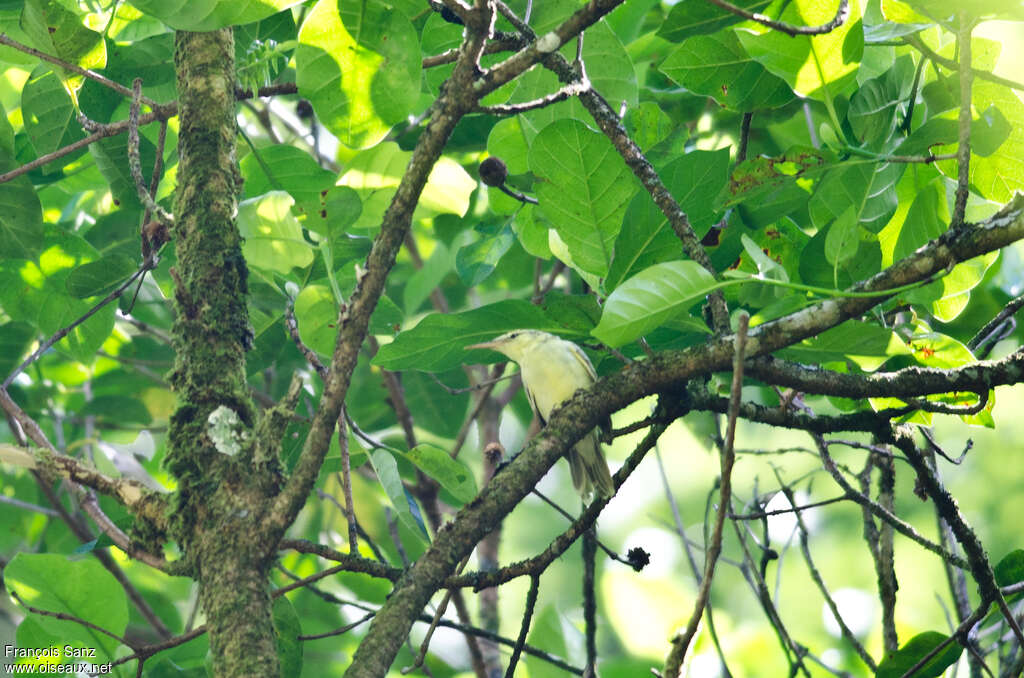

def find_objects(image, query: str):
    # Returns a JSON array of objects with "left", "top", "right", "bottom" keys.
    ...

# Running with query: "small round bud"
[
  {"left": 296, "top": 99, "right": 314, "bottom": 120},
  {"left": 479, "top": 157, "right": 508, "bottom": 187}
]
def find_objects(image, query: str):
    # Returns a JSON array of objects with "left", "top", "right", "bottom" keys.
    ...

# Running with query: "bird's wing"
[
  {"left": 565, "top": 340, "right": 597, "bottom": 383},
  {"left": 522, "top": 378, "right": 546, "bottom": 425},
  {"left": 565, "top": 340, "right": 611, "bottom": 436}
]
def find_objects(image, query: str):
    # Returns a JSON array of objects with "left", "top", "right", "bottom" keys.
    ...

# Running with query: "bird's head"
[{"left": 465, "top": 329, "right": 554, "bottom": 362}]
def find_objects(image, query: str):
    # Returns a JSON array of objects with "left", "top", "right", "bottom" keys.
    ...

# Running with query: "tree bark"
[{"left": 169, "top": 29, "right": 279, "bottom": 677}]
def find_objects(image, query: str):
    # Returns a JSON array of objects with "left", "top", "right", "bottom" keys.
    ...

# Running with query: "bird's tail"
[{"left": 568, "top": 433, "right": 615, "bottom": 499}]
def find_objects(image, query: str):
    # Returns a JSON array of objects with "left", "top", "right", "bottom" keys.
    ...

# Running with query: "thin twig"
[
  {"left": 969, "top": 293, "right": 1024, "bottom": 351},
  {"left": 705, "top": 0, "right": 849, "bottom": 36},
  {"left": 129, "top": 79, "right": 174, "bottom": 224},
  {"left": 504, "top": 573, "right": 541, "bottom": 678},
  {"left": 664, "top": 313, "right": 748, "bottom": 674},
  {"left": 902, "top": 34, "right": 1024, "bottom": 95},
  {"left": 0, "top": 33, "right": 159, "bottom": 106},
  {"left": 3, "top": 265, "right": 150, "bottom": 389},
  {"left": 952, "top": 15, "right": 974, "bottom": 227},
  {"left": 402, "top": 555, "right": 472, "bottom": 673},
  {"left": 815, "top": 435, "right": 968, "bottom": 568},
  {"left": 299, "top": 611, "right": 376, "bottom": 641}
]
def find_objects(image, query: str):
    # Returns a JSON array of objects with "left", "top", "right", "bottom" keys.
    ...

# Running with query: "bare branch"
[{"left": 704, "top": 0, "right": 850, "bottom": 37}]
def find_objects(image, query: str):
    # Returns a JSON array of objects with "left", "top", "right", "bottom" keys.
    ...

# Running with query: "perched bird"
[{"left": 466, "top": 330, "right": 615, "bottom": 499}]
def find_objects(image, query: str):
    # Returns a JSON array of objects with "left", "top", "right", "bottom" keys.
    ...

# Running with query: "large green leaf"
[
  {"left": 778, "top": 320, "right": 910, "bottom": 371},
  {"left": 509, "top": 20, "right": 637, "bottom": 144},
  {"left": 607, "top": 149, "right": 729, "bottom": 290},
  {"left": 0, "top": 153, "right": 44, "bottom": 259},
  {"left": 237, "top": 191, "right": 314, "bottom": 275},
  {"left": 368, "top": 449, "right": 429, "bottom": 542},
  {"left": 375, "top": 299, "right": 587, "bottom": 372},
  {"left": 403, "top": 444, "right": 477, "bottom": 505},
  {"left": 455, "top": 223, "right": 516, "bottom": 286},
  {"left": 21, "top": 65, "right": 86, "bottom": 166},
  {"left": 296, "top": 0, "right": 420, "bottom": 149},
  {"left": 0, "top": 321, "right": 35, "bottom": 379},
  {"left": 848, "top": 55, "right": 915, "bottom": 146},
  {"left": 876, "top": 631, "right": 962, "bottom": 678},
  {"left": 7, "top": 553, "right": 128, "bottom": 661},
  {"left": 126, "top": 0, "right": 302, "bottom": 31},
  {"left": 530, "top": 119, "right": 638, "bottom": 278},
  {"left": 272, "top": 596, "right": 303, "bottom": 677},
  {"left": 809, "top": 159, "right": 904, "bottom": 233},
  {"left": 338, "top": 142, "right": 475, "bottom": 232},
  {"left": 738, "top": 0, "right": 863, "bottom": 101},
  {"left": 660, "top": 29, "right": 792, "bottom": 111},
  {"left": 659, "top": 0, "right": 773, "bottom": 42},
  {"left": 65, "top": 253, "right": 138, "bottom": 298},
  {"left": 593, "top": 260, "right": 718, "bottom": 348},
  {"left": 20, "top": 0, "right": 106, "bottom": 99}
]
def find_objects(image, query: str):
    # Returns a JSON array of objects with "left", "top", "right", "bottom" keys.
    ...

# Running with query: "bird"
[{"left": 466, "top": 330, "right": 615, "bottom": 499}]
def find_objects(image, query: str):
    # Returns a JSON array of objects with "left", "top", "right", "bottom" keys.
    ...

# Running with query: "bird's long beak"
[{"left": 464, "top": 340, "right": 499, "bottom": 351}]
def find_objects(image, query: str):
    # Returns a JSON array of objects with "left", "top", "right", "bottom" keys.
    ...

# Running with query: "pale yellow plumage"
[{"left": 466, "top": 330, "right": 615, "bottom": 499}]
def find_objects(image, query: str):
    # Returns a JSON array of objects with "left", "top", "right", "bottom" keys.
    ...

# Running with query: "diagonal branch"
[{"left": 705, "top": 0, "right": 850, "bottom": 37}]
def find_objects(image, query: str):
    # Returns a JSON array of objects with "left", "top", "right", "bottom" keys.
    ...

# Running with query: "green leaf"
[
  {"left": 718, "top": 145, "right": 831, "bottom": 210},
  {"left": 296, "top": 0, "right": 420, "bottom": 149},
  {"left": 376, "top": 299, "right": 584, "bottom": 372},
  {"left": 403, "top": 241, "right": 452, "bottom": 314},
  {"left": 21, "top": 65, "right": 86, "bottom": 166},
  {"left": 126, "top": 0, "right": 303, "bottom": 31},
  {"left": 910, "top": 248, "right": 998, "bottom": 323},
  {"left": 779, "top": 320, "right": 910, "bottom": 371},
  {"left": 455, "top": 224, "right": 516, "bottom": 286},
  {"left": 994, "top": 549, "right": 1024, "bottom": 587},
  {"left": 0, "top": 321, "right": 34, "bottom": 378},
  {"left": 368, "top": 448, "right": 429, "bottom": 542},
  {"left": 510, "top": 20, "right": 637, "bottom": 143},
  {"left": 956, "top": 80, "right": 1024, "bottom": 202},
  {"left": 971, "top": 104, "right": 1012, "bottom": 158},
  {"left": 20, "top": 0, "right": 106, "bottom": 99},
  {"left": 90, "top": 133, "right": 157, "bottom": 212},
  {"left": 848, "top": 56, "right": 915, "bottom": 145},
  {"left": 530, "top": 119, "right": 638, "bottom": 278},
  {"left": 399, "top": 369, "right": 469, "bottom": 438},
  {"left": 537, "top": 292, "right": 603, "bottom": 335},
  {"left": 6, "top": 553, "right": 128, "bottom": 660},
  {"left": 404, "top": 444, "right": 478, "bottom": 505},
  {"left": 240, "top": 144, "right": 335, "bottom": 210},
  {"left": 593, "top": 260, "right": 718, "bottom": 348},
  {"left": 824, "top": 206, "right": 860, "bottom": 266},
  {"left": 339, "top": 142, "right": 475, "bottom": 232},
  {"left": 658, "top": 0, "right": 773, "bottom": 42},
  {"left": 609, "top": 149, "right": 727, "bottom": 294},
  {"left": 738, "top": 0, "right": 863, "bottom": 101},
  {"left": 272, "top": 596, "right": 303, "bottom": 678},
  {"left": 660, "top": 29, "right": 792, "bottom": 111},
  {"left": 237, "top": 191, "right": 315, "bottom": 275},
  {"left": 0, "top": 153, "right": 44, "bottom": 259},
  {"left": 80, "top": 394, "right": 153, "bottom": 425},
  {"left": 809, "top": 160, "right": 903, "bottom": 233},
  {"left": 622, "top": 101, "right": 675, "bottom": 152},
  {"left": 525, "top": 605, "right": 570, "bottom": 678},
  {"left": 65, "top": 254, "right": 138, "bottom": 298},
  {"left": 875, "top": 631, "right": 962, "bottom": 678},
  {"left": 486, "top": 117, "right": 530, "bottom": 176}
]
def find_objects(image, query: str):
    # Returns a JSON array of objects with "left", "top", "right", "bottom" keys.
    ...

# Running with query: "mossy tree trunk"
[{"left": 167, "top": 28, "right": 280, "bottom": 677}]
